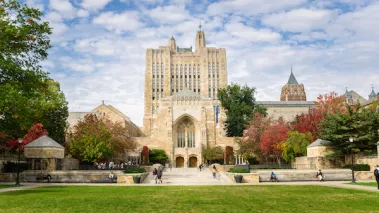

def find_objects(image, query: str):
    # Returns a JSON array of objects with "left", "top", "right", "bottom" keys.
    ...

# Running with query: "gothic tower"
[
  {"left": 195, "top": 21, "right": 206, "bottom": 51},
  {"left": 280, "top": 68, "right": 306, "bottom": 101}
]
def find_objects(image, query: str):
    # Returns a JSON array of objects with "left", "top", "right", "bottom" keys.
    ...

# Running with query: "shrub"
[
  {"left": 2, "top": 161, "right": 29, "bottom": 173},
  {"left": 343, "top": 164, "right": 370, "bottom": 171},
  {"left": 228, "top": 168, "right": 249, "bottom": 173},
  {"left": 123, "top": 168, "right": 145, "bottom": 173}
]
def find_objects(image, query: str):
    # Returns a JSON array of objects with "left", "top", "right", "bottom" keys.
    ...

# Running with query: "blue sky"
[{"left": 26, "top": 0, "right": 379, "bottom": 126}]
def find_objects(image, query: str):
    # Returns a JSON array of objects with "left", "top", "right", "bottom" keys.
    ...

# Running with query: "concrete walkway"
[
  {"left": 143, "top": 167, "right": 233, "bottom": 185},
  {"left": 0, "top": 181, "right": 377, "bottom": 193}
]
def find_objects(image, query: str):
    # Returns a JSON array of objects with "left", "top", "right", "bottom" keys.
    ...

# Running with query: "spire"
[
  {"left": 198, "top": 19, "right": 202, "bottom": 32},
  {"left": 170, "top": 35, "right": 175, "bottom": 40},
  {"left": 287, "top": 67, "right": 298, "bottom": 84},
  {"left": 369, "top": 84, "right": 376, "bottom": 99}
]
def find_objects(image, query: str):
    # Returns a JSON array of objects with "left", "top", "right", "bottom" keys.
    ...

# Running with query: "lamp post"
[
  {"left": 349, "top": 137, "right": 356, "bottom": 183},
  {"left": 15, "top": 138, "right": 22, "bottom": 186}
]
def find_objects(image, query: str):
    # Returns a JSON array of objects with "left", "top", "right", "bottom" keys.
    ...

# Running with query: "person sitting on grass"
[{"left": 270, "top": 172, "right": 277, "bottom": 182}]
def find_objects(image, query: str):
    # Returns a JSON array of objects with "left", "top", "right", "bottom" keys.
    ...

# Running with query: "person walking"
[
  {"left": 152, "top": 168, "right": 158, "bottom": 184},
  {"left": 374, "top": 165, "right": 379, "bottom": 190},
  {"left": 157, "top": 167, "right": 163, "bottom": 184},
  {"left": 212, "top": 165, "right": 218, "bottom": 179}
]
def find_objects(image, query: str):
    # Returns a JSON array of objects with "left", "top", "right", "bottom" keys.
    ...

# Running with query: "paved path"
[
  {"left": 143, "top": 167, "right": 233, "bottom": 185},
  {"left": 0, "top": 180, "right": 377, "bottom": 193}
]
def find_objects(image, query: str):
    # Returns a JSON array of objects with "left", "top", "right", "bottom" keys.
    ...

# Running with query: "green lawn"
[
  {"left": 0, "top": 185, "right": 378, "bottom": 213},
  {"left": 0, "top": 184, "right": 16, "bottom": 189},
  {"left": 354, "top": 182, "right": 378, "bottom": 187}
]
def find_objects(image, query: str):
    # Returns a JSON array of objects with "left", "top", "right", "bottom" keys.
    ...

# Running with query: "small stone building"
[
  {"left": 295, "top": 139, "right": 342, "bottom": 169},
  {"left": 24, "top": 135, "right": 65, "bottom": 171}
]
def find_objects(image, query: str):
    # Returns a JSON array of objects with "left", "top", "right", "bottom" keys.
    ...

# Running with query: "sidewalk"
[{"left": 0, "top": 181, "right": 377, "bottom": 193}]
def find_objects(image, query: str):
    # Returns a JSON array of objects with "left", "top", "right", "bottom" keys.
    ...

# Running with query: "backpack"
[{"left": 374, "top": 168, "right": 379, "bottom": 177}]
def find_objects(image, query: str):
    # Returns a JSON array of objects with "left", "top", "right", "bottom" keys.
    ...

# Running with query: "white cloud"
[
  {"left": 93, "top": 11, "right": 144, "bottom": 33},
  {"left": 148, "top": 4, "right": 192, "bottom": 24},
  {"left": 49, "top": 0, "right": 78, "bottom": 19},
  {"left": 207, "top": 0, "right": 306, "bottom": 16},
  {"left": 225, "top": 22, "right": 281, "bottom": 43},
  {"left": 81, "top": 0, "right": 112, "bottom": 11},
  {"left": 77, "top": 9, "right": 89, "bottom": 17},
  {"left": 263, "top": 9, "right": 335, "bottom": 32}
]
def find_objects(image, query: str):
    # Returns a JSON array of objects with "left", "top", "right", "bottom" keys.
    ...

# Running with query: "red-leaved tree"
[
  {"left": 293, "top": 91, "right": 347, "bottom": 140},
  {"left": 8, "top": 123, "right": 48, "bottom": 150},
  {"left": 260, "top": 119, "right": 290, "bottom": 165},
  {"left": 239, "top": 112, "right": 273, "bottom": 160}
]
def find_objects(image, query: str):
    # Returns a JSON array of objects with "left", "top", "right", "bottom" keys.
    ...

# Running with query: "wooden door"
[
  {"left": 176, "top": 157, "right": 184, "bottom": 167},
  {"left": 189, "top": 157, "right": 197, "bottom": 168}
]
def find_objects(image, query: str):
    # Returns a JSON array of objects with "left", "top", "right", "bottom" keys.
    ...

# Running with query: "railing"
[
  {"left": 249, "top": 163, "right": 294, "bottom": 169},
  {"left": 71, "top": 165, "right": 140, "bottom": 170}
]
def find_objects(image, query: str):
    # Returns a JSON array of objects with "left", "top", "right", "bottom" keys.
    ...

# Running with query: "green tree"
[
  {"left": 202, "top": 145, "right": 224, "bottom": 164},
  {"left": 318, "top": 106, "right": 379, "bottom": 155},
  {"left": 279, "top": 131, "right": 312, "bottom": 162},
  {"left": 0, "top": 1, "right": 68, "bottom": 144},
  {"left": 149, "top": 149, "right": 168, "bottom": 164},
  {"left": 218, "top": 83, "right": 266, "bottom": 137},
  {"left": 68, "top": 114, "right": 136, "bottom": 163}
]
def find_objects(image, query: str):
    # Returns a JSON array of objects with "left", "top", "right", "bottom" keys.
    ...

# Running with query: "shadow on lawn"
[{"left": 1, "top": 189, "right": 61, "bottom": 196}]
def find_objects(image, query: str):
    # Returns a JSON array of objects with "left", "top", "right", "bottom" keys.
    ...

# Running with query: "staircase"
[{"left": 143, "top": 167, "right": 233, "bottom": 185}]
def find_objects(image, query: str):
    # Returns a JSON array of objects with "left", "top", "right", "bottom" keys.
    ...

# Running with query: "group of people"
[
  {"left": 152, "top": 167, "right": 163, "bottom": 184},
  {"left": 95, "top": 161, "right": 134, "bottom": 170}
]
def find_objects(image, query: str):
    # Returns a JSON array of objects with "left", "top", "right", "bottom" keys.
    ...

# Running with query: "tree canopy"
[
  {"left": 218, "top": 83, "right": 267, "bottom": 137},
  {"left": 149, "top": 149, "right": 168, "bottom": 164},
  {"left": 318, "top": 106, "right": 379, "bottom": 155},
  {"left": 68, "top": 114, "right": 137, "bottom": 163},
  {"left": 0, "top": 0, "right": 68, "bottom": 144},
  {"left": 279, "top": 131, "right": 312, "bottom": 162}
]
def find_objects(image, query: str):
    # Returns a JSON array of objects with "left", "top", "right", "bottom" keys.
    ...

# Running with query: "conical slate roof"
[
  {"left": 369, "top": 88, "right": 377, "bottom": 99},
  {"left": 287, "top": 69, "right": 298, "bottom": 85},
  {"left": 24, "top": 135, "right": 64, "bottom": 149},
  {"left": 307, "top": 139, "right": 331, "bottom": 148}
]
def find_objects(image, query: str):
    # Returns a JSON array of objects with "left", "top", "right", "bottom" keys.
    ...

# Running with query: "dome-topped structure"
[{"left": 280, "top": 68, "right": 306, "bottom": 101}]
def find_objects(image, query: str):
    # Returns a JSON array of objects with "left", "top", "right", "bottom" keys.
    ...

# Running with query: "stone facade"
[
  {"left": 136, "top": 29, "right": 234, "bottom": 168},
  {"left": 68, "top": 102, "right": 142, "bottom": 137},
  {"left": 280, "top": 70, "right": 306, "bottom": 101},
  {"left": 256, "top": 101, "right": 316, "bottom": 121}
]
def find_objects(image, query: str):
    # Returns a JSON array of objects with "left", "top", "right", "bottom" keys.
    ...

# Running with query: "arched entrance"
[
  {"left": 176, "top": 117, "right": 196, "bottom": 148},
  {"left": 176, "top": 157, "right": 184, "bottom": 168},
  {"left": 189, "top": 156, "right": 197, "bottom": 168}
]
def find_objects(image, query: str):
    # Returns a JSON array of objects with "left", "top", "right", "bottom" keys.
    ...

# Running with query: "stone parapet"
[
  {"left": 117, "top": 173, "right": 149, "bottom": 184},
  {"left": 257, "top": 169, "right": 351, "bottom": 182}
]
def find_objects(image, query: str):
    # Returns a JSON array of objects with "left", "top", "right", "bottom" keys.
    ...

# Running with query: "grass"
[
  {"left": 0, "top": 185, "right": 378, "bottom": 213},
  {"left": 353, "top": 182, "right": 378, "bottom": 187},
  {"left": 0, "top": 184, "right": 17, "bottom": 189}
]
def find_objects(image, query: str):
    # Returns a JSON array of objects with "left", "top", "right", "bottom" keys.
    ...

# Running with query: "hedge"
[
  {"left": 343, "top": 164, "right": 370, "bottom": 171},
  {"left": 228, "top": 168, "right": 250, "bottom": 173},
  {"left": 123, "top": 168, "right": 146, "bottom": 173}
]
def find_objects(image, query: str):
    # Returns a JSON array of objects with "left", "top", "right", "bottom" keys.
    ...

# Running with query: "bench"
[{"left": 36, "top": 174, "right": 52, "bottom": 183}]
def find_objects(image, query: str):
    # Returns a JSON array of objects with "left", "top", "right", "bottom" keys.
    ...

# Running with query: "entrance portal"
[
  {"left": 176, "top": 157, "right": 184, "bottom": 167},
  {"left": 189, "top": 156, "right": 197, "bottom": 168}
]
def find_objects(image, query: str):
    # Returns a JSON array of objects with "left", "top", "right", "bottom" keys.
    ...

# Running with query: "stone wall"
[
  {"left": 117, "top": 173, "right": 149, "bottom": 184},
  {"left": 24, "top": 147, "right": 64, "bottom": 159},
  {"left": 0, "top": 170, "right": 146, "bottom": 183},
  {"left": 224, "top": 169, "right": 352, "bottom": 183},
  {"left": 307, "top": 146, "right": 334, "bottom": 158},
  {"left": 295, "top": 156, "right": 345, "bottom": 170},
  {"left": 61, "top": 158, "right": 79, "bottom": 170}
]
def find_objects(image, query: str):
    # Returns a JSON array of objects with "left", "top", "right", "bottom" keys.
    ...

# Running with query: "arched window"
[{"left": 177, "top": 118, "right": 195, "bottom": 148}]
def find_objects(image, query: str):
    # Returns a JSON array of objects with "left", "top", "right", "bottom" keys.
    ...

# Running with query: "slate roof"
[
  {"left": 24, "top": 135, "right": 64, "bottom": 149},
  {"left": 287, "top": 70, "right": 298, "bottom": 85},
  {"left": 307, "top": 139, "right": 332, "bottom": 148}
]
